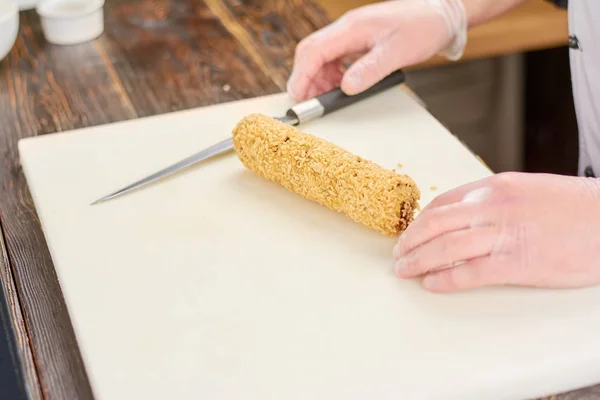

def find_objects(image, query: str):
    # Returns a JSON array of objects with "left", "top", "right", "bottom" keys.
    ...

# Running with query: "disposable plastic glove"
[
  {"left": 286, "top": 0, "right": 467, "bottom": 101},
  {"left": 392, "top": 172, "right": 600, "bottom": 293}
]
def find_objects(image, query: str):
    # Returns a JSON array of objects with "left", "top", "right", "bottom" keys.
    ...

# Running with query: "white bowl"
[
  {"left": 0, "top": 0, "right": 19, "bottom": 62},
  {"left": 36, "top": 0, "right": 104, "bottom": 45},
  {"left": 14, "top": 0, "right": 38, "bottom": 11}
]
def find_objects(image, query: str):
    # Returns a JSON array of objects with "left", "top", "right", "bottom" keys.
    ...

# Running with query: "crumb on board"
[
  {"left": 429, "top": 186, "right": 437, "bottom": 191},
  {"left": 397, "top": 163, "right": 403, "bottom": 168},
  {"left": 231, "top": 113, "right": 421, "bottom": 236}
]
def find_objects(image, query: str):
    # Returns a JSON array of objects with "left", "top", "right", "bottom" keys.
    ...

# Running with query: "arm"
[
  {"left": 428, "top": 0, "right": 530, "bottom": 61},
  {"left": 286, "top": 0, "right": 531, "bottom": 100},
  {"left": 462, "top": 0, "right": 529, "bottom": 26}
]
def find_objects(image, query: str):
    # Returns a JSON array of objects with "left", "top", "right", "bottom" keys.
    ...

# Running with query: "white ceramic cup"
[
  {"left": 36, "top": 0, "right": 104, "bottom": 45},
  {"left": 14, "top": 0, "right": 38, "bottom": 11},
  {"left": 0, "top": 0, "right": 18, "bottom": 62}
]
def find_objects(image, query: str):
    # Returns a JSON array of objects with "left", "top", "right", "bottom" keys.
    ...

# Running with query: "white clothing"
[{"left": 568, "top": 0, "right": 600, "bottom": 177}]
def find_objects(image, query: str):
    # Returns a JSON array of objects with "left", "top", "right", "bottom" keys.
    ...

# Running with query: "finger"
[
  {"left": 287, "top": 16, "right": 373, "bottom": 100},
  {"left": 303, "top": 51, "right": 367, "bottom": 97},
  {"left": 302, "top": 62, "right": 344, "bottom": 99},
  {"left": 338, "top": 23, "right": 438, "bottom": 95},
  {"left": 420, "top": 254, "right": 513, "bottom": 293},
  {"left": 341, "top": 44, "right": 393, "bottom": 95},
  {"left": 394, "top": 225, "right": 500, "bottom": 278},
  {"left": 393, "top": 201, "right": 492, "bottom": 260},
  {"left": 303, "top": 51, "right": 367, "bottom": 98}
]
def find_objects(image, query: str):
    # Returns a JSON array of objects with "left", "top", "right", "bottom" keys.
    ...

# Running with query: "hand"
[
  {"left": 286, "top": 0, "right": 464, "bottom": 101},
  {"left": 392, "top": 172, "right": 600, "bottom": 293}
]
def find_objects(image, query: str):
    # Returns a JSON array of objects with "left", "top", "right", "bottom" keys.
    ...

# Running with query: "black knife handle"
[
  {"left": 286, "top": 69, "right": 406, "bottom": 124},
  {"left": 318, "top": 69, "right": 406, "bottom": 115}
]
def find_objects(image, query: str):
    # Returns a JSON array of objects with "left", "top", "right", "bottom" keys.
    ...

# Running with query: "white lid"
[
  {"left": 37, "top": 0, "right": 104, "bottom": 18},
  {"left": 12, "top": 0, "right": 38, "bottom": 11}
]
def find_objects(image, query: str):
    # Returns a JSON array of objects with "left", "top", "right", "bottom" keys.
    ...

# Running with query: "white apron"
[{"left": 568, "top": 0, "right": 600, "bottom": 177}]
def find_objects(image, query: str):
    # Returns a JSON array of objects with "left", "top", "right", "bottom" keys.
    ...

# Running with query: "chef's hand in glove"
[
  {"left": 392, "top": 172, "right": 600, "bottom": 293},
  {"left": 286, "top": 0, "right": 467, "bottom": 101}
]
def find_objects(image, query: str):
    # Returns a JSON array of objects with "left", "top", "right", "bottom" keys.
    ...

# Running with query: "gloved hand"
[
  {"left": 392, "top": 172, "right": 600, "bottom": 293},
  {"left": 286, "top": 0, "right": 467, "bottom": 101}
]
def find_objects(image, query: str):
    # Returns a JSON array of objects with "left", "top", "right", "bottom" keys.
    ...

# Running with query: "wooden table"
[{"left": 0, "top": 1, "right": 597, "bottom": 399}]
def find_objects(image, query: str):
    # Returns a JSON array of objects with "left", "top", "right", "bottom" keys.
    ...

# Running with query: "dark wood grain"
[
  {"left": 0, "top": 216, "right": 41, "bottom": 400},
  {"left": 0, "top": 8, "right": 141, "bottom": 400},
  {"left": 98, "top": 0, "right": 282, "bottom": 116},
  {"left": 205, "top": 0, "right": 331, "bottom": 89},
  {"left": 0, "top": 6, "right": 255, "bottom": 400}
]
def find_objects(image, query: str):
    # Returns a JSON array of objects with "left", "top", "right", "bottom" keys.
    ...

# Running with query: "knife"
[{"left": 90, "top": 69, "right": 406, "bottom": 205}]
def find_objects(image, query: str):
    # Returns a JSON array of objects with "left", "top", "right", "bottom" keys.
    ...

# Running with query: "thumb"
[
  {"left": 340, "top": 43, "right": 400, "bottom": 96},
  {"left": 287, "top": 13, "right": 375, "bottom": 100},
  {"left": 340, "top": 13, "right": 451, "bottom": 96}
]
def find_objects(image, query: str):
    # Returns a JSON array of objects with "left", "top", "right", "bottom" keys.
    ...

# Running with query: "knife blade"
[{"left": 90, "top": 69, "right": 406, "bottom": 205}]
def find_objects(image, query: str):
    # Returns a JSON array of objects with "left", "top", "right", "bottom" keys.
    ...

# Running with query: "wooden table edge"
[{"left": 0, "top": 215, "right": 43, "bottom": 400}]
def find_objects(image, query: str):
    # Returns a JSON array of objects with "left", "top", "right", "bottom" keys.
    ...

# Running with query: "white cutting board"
[{"left": 18, "top": 87, "right": 600, "bottom": 400}]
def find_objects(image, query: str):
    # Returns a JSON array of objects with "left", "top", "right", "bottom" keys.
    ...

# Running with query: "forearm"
[{"left": 462, "top": 0, "right": 528, "bottom": 27}]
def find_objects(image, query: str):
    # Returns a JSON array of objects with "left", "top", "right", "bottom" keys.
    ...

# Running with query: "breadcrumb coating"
[{"left": 231, "top": 113, "right": 420, "bottom": 236}]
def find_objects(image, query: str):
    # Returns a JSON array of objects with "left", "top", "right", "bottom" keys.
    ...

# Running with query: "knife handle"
[{"left": 286, "top": 69, "right": 406, "bottom": 125}]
